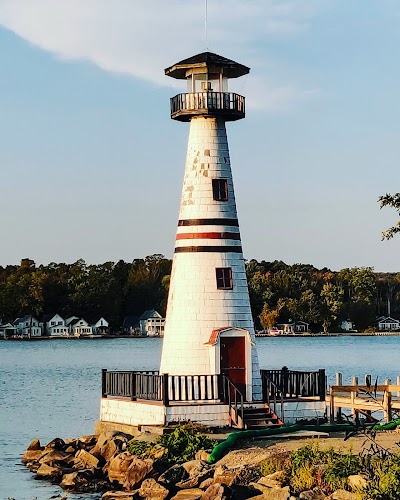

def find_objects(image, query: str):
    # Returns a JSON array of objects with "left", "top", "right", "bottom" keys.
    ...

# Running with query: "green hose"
[{"left": 208, "top": 421, "right": 399, "bottom": 464}]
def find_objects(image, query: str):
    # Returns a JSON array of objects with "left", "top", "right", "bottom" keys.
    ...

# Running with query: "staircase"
[{"left": 241, "top": 405, "right": 283, "bottom": 429}]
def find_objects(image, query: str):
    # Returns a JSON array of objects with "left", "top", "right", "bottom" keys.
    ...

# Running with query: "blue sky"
[{"left": 0, "top": 0, "right": 400, "bottom": 271}]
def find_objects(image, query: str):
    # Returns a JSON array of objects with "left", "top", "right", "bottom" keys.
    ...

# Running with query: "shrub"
[{"left": 128, "top": 423, "right": 217, "bottom": 464}]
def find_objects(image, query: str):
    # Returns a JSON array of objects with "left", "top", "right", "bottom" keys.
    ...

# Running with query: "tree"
[
  {"left": 379, "top": 193, "right": 400, "bottom": 239},
  {"left": 320, "top": 283, "right": 344, "bottom": 333},
  {"left": 259, "top": 299, "right": 284, "bottom": 330}
]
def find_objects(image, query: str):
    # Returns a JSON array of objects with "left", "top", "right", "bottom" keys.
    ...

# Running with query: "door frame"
[{"left": 205, "top": 327, "right": 253, "bottom": 401}]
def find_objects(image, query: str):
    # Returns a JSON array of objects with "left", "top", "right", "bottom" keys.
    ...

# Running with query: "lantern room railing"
[{"left": 170, "top": 92, "right": 245, "bottom": 121}]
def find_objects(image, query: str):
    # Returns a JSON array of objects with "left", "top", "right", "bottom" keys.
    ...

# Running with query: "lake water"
[{"left": 1, "top": 335, "right": 400, "bottom": 500}]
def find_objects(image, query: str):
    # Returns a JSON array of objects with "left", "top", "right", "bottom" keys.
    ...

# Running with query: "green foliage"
[
  {"left": 128, "top": 423, "right": 217, "bottom": 465},
  {"left": 0, "top": 255, "right": 172, "bottom": 328},
  {"left": 379, "top": 192, "right": 400, "bottom": 240},
  {"left": 363, "top": 453, "right": 400, "bottom": 500}
]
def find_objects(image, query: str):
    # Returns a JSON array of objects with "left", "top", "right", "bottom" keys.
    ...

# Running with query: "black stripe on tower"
[
  {"left": 178, "top": 218, "right": 239, "bottom": 227},
  {"left": 174, "top": 245, "right": 243, "bottom": 253}
]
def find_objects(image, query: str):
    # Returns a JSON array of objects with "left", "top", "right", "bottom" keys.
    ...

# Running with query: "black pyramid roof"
[{"left": 165, "top": 51, "right": 250, "bottom": 79}]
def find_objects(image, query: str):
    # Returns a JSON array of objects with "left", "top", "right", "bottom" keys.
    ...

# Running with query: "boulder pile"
[{"left": 22, "top": 433, "right": 360, "bottom": 500}]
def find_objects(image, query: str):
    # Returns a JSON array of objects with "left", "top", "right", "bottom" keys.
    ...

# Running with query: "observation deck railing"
[{"left": 170, "top": 92, "right": 245, "bottom": 121}]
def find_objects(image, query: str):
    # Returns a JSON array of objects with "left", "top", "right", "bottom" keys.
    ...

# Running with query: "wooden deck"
[{"left": 329, "top": 383, "right": 400, "bottom": 423}]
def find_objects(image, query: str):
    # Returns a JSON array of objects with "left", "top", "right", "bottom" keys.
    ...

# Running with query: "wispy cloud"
[{"left": 0, "top": 0, "right": 327, "bottom": 110}]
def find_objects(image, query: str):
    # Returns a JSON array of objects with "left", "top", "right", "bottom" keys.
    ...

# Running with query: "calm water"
[{"left": 1, "top": 336, "right": 400, "bottom": 500}]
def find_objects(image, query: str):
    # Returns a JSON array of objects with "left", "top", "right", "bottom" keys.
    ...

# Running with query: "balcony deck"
[{"left": 170, "top": 92, "right": 245, "bottom": 121}]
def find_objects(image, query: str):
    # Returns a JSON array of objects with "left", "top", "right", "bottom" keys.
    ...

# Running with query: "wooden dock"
[{"left": 329, "top": 374, "right": 400, "bottom": 423}]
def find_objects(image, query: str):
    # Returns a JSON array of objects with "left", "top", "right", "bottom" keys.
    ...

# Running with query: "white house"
[
  {"left": 45, "top": 314, "right": 69, "bottom": 336},
  {"left": 69, "top": 318, "right": 93, "bottom": 337},
  {"left": 139, "top": 310, "right": 165, "bottom": 337},
  {"left": 378, "top": 316, "right": 400, "bottom": 331},
  {"left": 295, "top": 321, "right": 310, "bottom": 333},
  {"left": 92, "top": 317, "right": 109, "bottom": 335},
  {"left": 0, "top": 322, "right": 17, "bottom": 339},
  {"left": 13, "top": 315, "right": 42, "bottom": 337}
]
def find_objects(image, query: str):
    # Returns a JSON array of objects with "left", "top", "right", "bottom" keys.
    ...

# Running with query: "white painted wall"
[{"left": 160, "top": 116, "right": 261, "bottom": 400}]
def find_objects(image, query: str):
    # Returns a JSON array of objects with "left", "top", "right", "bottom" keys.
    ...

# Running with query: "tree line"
[{"left": 0, "top": 256, "right": 399, "bottom": 332}]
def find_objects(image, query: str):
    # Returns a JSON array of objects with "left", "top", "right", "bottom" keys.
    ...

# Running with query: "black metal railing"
[
  {"left": 170, "top": 92, "right": 245, "bottom": 120},
  {"left": 261, "top": 372, "right": 285, "bottom": 422},
  {"left": 261, "top": 367, "right": 326, "bottom": 401},
  {"left": 221, "top": 375, "right": 245, "bottom": 429},
  {"left": 102, "top": 370, "right": 222, "bottom": 405}
]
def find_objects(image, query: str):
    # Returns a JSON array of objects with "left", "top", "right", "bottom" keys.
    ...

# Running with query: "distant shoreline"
[
  {"left": 0, "top": 334, "right": 160, "bottom": 341},
  {"left": 2, "top": 332, "right": 400, "bottom": 341}
]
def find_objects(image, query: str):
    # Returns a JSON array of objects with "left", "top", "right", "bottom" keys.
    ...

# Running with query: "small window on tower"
[
  {"left": 216, "top": 267, "right": 233, "bottom": 290},
  {"left": 212, "top": 179, "right": 229, "bottom": 201}
]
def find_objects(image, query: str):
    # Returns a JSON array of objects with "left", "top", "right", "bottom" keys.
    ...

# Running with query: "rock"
[
  {"left": 102, "top": 492, "right": 138, "bottom": 500},
  {"left": 257, "top": 476, "right": 282, "bottom": 489},
  {"left": 123, "top": 458, "right": 153, "bottom": 490},
  {"left": 22, "top": 449, "right": 47, "bottom": 464},
  {"left": 75, "top": 449, "right": 100, "bottom": 469},
  {"left": 158, "top": 464, "right": 188, "bottom": 486},
  {"left": 27, "top": 438, "right": 42, "bottom": 451},
  {"left": 177, "top": 462, "right": 214, "bottom": 489},
  {"left": 60, "top": 469, "right": 94, "bottom": 490},
  {"left": 108, "top": 452, "right": 138, "bottom": 485},
  {"left": 45, "top": 437, "right": 66, "bottom": 450},
  {"left": 65, "top": 445, "right": 76, "bottom": 454},
  {"left": 202, "top": 482, "right": 231, "bottom": 500},
  {"left": 196, "top": 450, "right": 211, "bottom": 462},
  {"left": 200, "top": 478, "right": 214, "bottom": 490},
  {"left": 347, "top": 474, "right": 367, "bottom": 491},
  {"left": 93, "top": 432, "right": 133, "bottom": 462},
  {"left": 35, "top": 463, "right": 62, "bottom": 479},
  {"left": 183, "top": 460, "right": 203, "bottom": 474},
  {"left": 138, "top": 478, "right": 169, "bottom": 500},
  {"left": 299, "top": 488, "right": 327, "bottom": 500},
  {"left": 213, "top": 464, "right": 239, "bottom": 486},
  {"left": 251, "top": 486, "right": 290, "bottom": 500},
  {"left": 39, "top": 449, "right": 70, "bottom": 465},
  {"left": 171, "top": 489, "right": 204, "bottom": 499},
  {"left": 327, "top": 491, "right": 358, "bottom": 500},
  {"left": 233, "top": 466, "right": 262, "bottom": 486}
]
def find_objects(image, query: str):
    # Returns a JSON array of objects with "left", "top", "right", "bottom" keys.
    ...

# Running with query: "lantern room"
[{"left": 165, "top": 51, "right": 249, "bottom": 122}]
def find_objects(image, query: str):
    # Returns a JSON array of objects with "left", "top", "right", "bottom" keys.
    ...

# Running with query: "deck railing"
[
  {"left": 170, "top": 92, "right": 245, "bottom": 120},
  {"left": 102, "top": 370, "right": 222, "bottom": 405},
  {"left": 261, "top": 367, "right": 326, "bottom": 401}
]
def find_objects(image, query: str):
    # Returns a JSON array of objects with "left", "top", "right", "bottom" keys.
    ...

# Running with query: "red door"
[{"left": 220, "top": 337, "right": 246, "bottom": 398}]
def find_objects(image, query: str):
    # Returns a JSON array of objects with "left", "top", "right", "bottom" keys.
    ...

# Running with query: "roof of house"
[
  {"left": 165, "top": 51, "right": 250, "bottom": 80},
  {"left": 14, "top": 315, "right": 38, "bottom": 325},
  {"left": 378, "top": 316, "right": 400, "bottom": 323},
  {"left": 65, "top": 316, "right": 79, "bottom": 326},
  {"left": 139, "top": 310, "right": 162, "bottom": 321},
  {"left": 122, "top": 315, "right": 140, "bottom": 329}
]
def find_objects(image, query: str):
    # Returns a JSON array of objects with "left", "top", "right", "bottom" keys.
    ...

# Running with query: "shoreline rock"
[{"left": 22, "top": 434, "right": 365, "bottom": 500}]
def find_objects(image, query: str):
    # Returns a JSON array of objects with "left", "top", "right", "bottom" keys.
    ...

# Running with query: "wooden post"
[
  {"left": 131, "top": 372, "right": 137, "bottom": 401},
  {"left": 351, "top": 376, "right": 358, "bottom": 420},
  {"left": 365, "top": 374, "right": 371, "bottom": 387},
  {"left": 397, "top": 376, "right": 400, "bottom": 397},
  {"left": 318, "top": 369, "right": 326, "bottom": 401},
  {"left": 335, "top": 373, "right": 342, "bottom": 422},
  {"left": 162, "top": 374, "right": 170, "bottom": 406},
  {"left": 384, "top": 389, "right": 392, "bottom": 423},
  {"left": 330, "top": 386, "right": 335, "bottom": 423},
  {"left": 101, "top": 369, "right": 107, "bottom": 398}
]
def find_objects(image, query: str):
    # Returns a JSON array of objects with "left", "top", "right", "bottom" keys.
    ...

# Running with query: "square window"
[
  {"left": 216, "top": 267, "right": 233, "bottom": 290},
  {"left": 212, "top": 179, "right": 229, "bottom": 201}
]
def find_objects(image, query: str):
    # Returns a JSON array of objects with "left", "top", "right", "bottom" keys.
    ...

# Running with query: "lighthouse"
[
  {"left": 160, "top": 52, "right": 262, "bottom": 402},
  {"left": 99, "top": 52, "right": 279, "bottom": 431}
]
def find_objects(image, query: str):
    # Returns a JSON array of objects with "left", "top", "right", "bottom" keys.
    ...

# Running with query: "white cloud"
[{"left": 0, "top": 0, "right": 327, "bottom": 110}]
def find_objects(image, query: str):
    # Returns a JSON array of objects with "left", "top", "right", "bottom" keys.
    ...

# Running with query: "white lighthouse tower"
[
  {"left": 98, "top": 53, "right": 280, "bottom": 431},
  {"left": 160, "top": 52, "right": 262, "bottom": 402}
]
